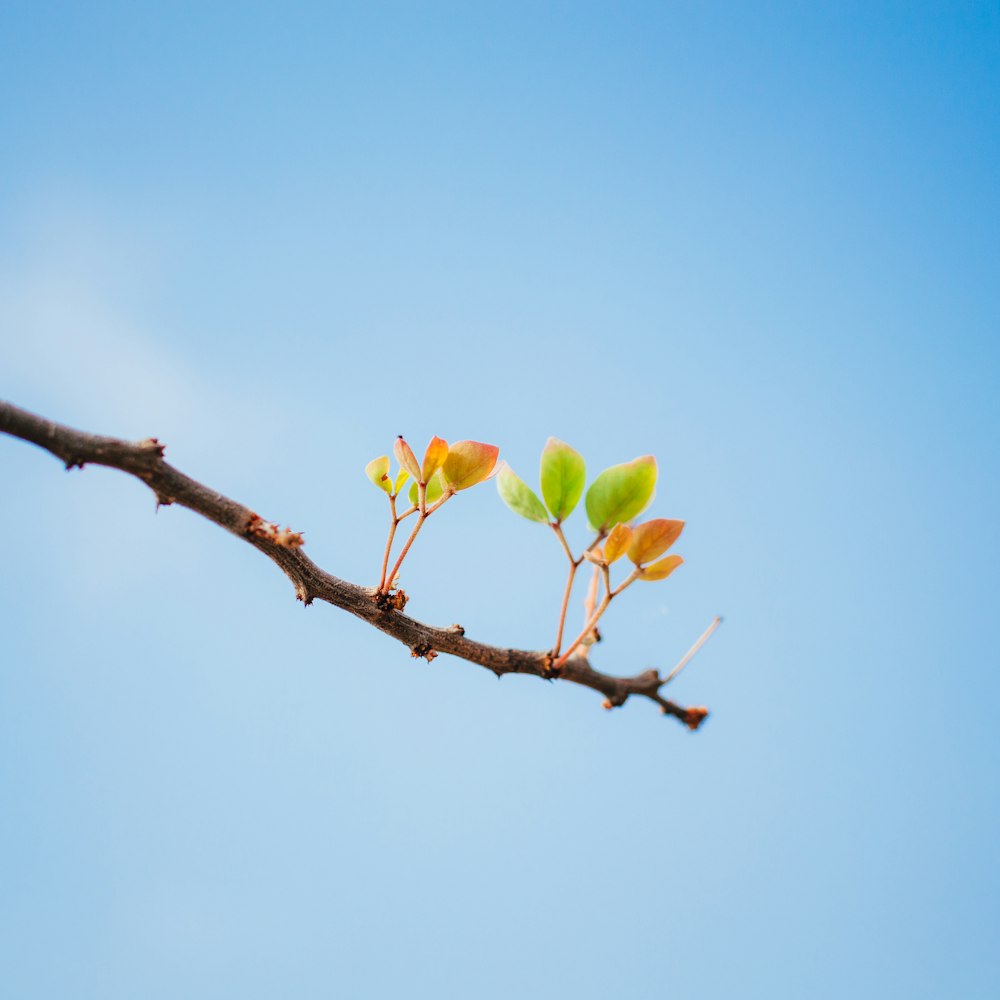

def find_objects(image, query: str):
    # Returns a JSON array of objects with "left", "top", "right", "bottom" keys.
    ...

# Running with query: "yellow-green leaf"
[
  {"left": 497, "top": 465, "right": 549, "bottom": 523},
  {"left": 440, "top": 440, "right": 500, "bottom": 491},
  {"left": 394, "top": 436, "right": 422, "bottom": 481},
  {"left": 603, "top": 522, "right": 633, "bottom": 563},
  {"left": 421, "top": 436, "right": 449, "bottom": 483},
  {"left": 408, "top": 472, "right": 445, "bottom": 508},
  {"left": 365, "top": 455, "right": 392, "bottom": 493},
  {"left": 639, "top": 554, "right": 684, "bottom": 581},
  {"left": 540, "top": 437, "right": 586, "bottom": 522},
  {"left": 394, "top": 468, "right": 410, "bottom": 494},
  {"left": 584, "top": 455, "right": 657, "bottom": 532},
  {"left": 627, "top": 518, "right": 685, "bottom": 565}
]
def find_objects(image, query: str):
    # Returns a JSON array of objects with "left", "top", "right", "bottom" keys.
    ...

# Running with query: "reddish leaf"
[
  {"left": 627, "top": 518, "right": 685, "bottom": 565},
  {"left": 440, "top": 440, "right": 500, "bottom": 491}
]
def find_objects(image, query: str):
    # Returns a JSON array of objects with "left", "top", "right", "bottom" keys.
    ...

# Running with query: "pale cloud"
[{"left": 0, "top": 203, "right": 212, "bottom": 437}]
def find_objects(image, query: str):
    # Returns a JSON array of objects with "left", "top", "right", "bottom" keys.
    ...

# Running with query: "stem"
[
  {"left": 552, "top": 561, "right": 578, "bottom": 657},
  {"left": 550, "top": 523, "right": 579, "bottom": 657},
  {"left": 583, "top": 563, "right": 600, "bottom": 623},
  {"left": 385, "top": 514, "right": 426, "bottom": 591},
  {"left": 551, "top": 522, "right": 576, "bottom": 563},
  {"left": 555, "top": 566, "right": 640, "bottom": 668},
  {"left": 555, "top": 592, "right": 611, "bottom": 669},
  {"left": 377, "top": 496, "right": 399, "bottom": 593},
  {"left": 661, "top": 616, "right": 723, "bottom": 687},
  {"left": 383, "top": 492, "right": 454, "bottom": 591}
]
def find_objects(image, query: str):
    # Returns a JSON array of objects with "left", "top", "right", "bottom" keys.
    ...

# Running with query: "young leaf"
[
  {"left": 409, "top": 472, "right": 445, "bottom": 508},
  {"left": 440, "top": 440, "right": 500, "bottom": 491},
  {"left": 394, "top": 468, "right": 410, "bottom": 494},
  {"left": 627, "top": 518, "right": 685, "bottom": 565},
  {"left": 540, "top": 437, "right": 586, "bottom": 522},
  {"left": 639, "top": 554, "right": 683, "bottom": 581},
  {"left": 365, "top": 455, "right": 392, "bottom": 493},
  {"left": 584, "top": 455, "right": 657, "bottom": 532},
  {"left": 421, "top": 436, "right": 449, "bottom": 483},
  {"left": 497, "top": 465, "right": 549, "bottom": 524},
  {"left": 603, "top": 522, "right": 633, "bottom": 564},
  {"left": 394, "top": 436, "right": 422, "bottom": 481}
]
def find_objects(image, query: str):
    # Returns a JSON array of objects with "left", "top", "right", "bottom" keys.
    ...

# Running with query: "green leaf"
[
  {"left": 540, "top": 437, "right": 586, "bottom": 522},
  {"left": 584, "top": 455, "right": 657, "bottom": 533},
  {"left": 639, "top": 554, "right": 683, "bottom": 581},
  {"left": 394, "top": 468, "right": 410, "bottom": 494},
  {"left": 497, "top": 465, "right": 549, "bottom": 524},
  {"left": 365, "top": 455, "right": 392, "bottom": 493},
  {"left": 627, "top": 518, "right": 685, "bottom": 565},
  {"left": 408, "top": 473, "right": 445, "bottom": 508}
]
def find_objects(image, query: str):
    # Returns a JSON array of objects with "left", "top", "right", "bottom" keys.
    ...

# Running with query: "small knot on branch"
[
  {"left": 679, "top": 706, "right": 709, "bottom": 731},
  {"left": 374, "top": 589, "right": 408, "bottom": 612},
  {"left": 540, "top": 653, "right": 562, "bottom": 680},
  {"left": 448, "top": 623, "right": 465, "bottom": 635},
  {"left": 410, "top": 642, "right": 436, "bottom": 661}
]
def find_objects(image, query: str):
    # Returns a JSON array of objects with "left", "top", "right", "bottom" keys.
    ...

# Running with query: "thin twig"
[{"left": 661, "top": 616, "right": 723, "bottom": 687}]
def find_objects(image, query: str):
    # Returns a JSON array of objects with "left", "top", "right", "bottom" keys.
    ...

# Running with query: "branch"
[{"left": 0, "top": 400, "right": 710, "bottom": 729}]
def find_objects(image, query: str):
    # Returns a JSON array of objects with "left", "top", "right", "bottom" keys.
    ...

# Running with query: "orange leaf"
[
  {"left": 393, "top": 436, "right": 422, "bottom": 481},
  {"left": 440, "top": 440, "right": 500, "bottom": 491},
  {"left": 421, "top": 436, "right": 449, "bottom": 483},
  {"left": 639, "top": 554, "right": 684, "bottom": 581},
  {"left": 627, "top": 518, "right": 685, "bottom": 565},
  {"left": 603, "top": 523, "right": 633, "bottom": 564}
]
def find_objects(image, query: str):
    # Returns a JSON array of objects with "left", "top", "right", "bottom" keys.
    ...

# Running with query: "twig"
[{"left": 0, "top": 399, "right": 711, "bottom": 728}]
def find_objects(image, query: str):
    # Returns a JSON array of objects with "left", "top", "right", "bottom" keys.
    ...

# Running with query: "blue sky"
[{"left": 1, "top": 2, "right": 998, "bottom": 997}]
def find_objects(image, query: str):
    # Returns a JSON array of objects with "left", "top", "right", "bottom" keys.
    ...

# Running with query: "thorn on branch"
[
  {"left": 137, "top": 437, "right": 166, "bottom": 459},
  {"left": 245, "top": 512, "right": 305, "bottom": 548}
]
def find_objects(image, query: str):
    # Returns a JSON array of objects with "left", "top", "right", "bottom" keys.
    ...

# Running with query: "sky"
[{"left": 1, "top": 2, "right": 998, "bottom": 997}]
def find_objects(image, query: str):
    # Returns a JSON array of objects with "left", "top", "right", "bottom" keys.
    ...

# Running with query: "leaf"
[
  {"left": 365, "top": 455, "right": 392, "bottom": 494},
  {"left": 394, "top": 468, "right": 410, "bottom": 494},
  {"left": 440, "top": 440, "right": 500, "bottom": 491},
  {"left": 627, "top": 518, "right": 685, "bottom": 565},
  {"left": 603, "top": 522, "right": 633, "bottom": 563},
  {"left": 408, "top": 473, "right": 445, "bottom": 508},
  {"left": 421, "top": 436, "right": 449, "bottom": 483},
  {"left": 639, "top": 554, "right": 683, "bottom": 581},
  {"left": 497, "top": 465, "right": 549, "bottom": 523},
  {"left": 540, "top": 437, "right": 586, "bottom": 522},
  {"left": 584, "top": 455, "right": 657, "bottom": 532},
  {"left": 393, "top": 436, "right": 422, "bottom": 481}
]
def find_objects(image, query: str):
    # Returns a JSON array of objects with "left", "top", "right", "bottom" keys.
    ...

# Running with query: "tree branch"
[{"left": 0, "top": 400, "right": 709, "bottom": 729}]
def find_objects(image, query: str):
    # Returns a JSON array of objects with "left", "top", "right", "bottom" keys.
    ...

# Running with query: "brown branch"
[{"left": 0, "top": 400, "right": 709, "bottom": 729}]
